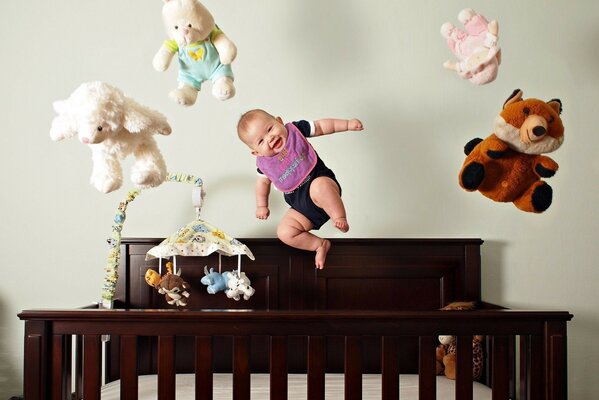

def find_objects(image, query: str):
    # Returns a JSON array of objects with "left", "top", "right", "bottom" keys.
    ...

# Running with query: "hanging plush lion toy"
[{"left": 458, "top": 89, "right": 564, "bottom": 213}]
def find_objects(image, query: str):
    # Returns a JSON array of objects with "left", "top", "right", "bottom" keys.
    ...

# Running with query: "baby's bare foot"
[
  {"left": 334, "top": 218, "right": 349, "bottom": 233},
  {"left": 315, "top": 239, "right": 331, "bottom": 269}
]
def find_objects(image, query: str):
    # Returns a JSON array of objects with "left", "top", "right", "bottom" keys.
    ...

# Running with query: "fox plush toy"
[{"left": 459, "top": 89, "right": 564, "bottom": 213}]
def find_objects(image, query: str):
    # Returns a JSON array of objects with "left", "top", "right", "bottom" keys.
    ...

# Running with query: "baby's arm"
[
  {"left": 313, "top": 118, "right": 364, "bottom": 136},
  {"left": 255, "top": 176, "right": 271, "bottom": 220}
]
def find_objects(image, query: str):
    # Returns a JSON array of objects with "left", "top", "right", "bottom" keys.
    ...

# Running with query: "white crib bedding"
[{"left": 101, "top": 373, "right": 492, "bottom": 399}]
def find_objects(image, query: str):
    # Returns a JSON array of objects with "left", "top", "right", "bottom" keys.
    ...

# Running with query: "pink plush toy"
[{"left": 440, "top": 8, "right": 501, "bottom": 85}]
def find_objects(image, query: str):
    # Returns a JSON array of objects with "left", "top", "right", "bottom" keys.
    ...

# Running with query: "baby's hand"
[
  {"left": 256, "top": 206, "right": 270, "bottom": 220},
  {"left": 348, "top": 119, "right": 364, "bottom": 131}
]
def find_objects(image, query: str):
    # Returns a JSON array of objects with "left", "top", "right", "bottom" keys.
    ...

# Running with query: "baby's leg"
[
  {"left": 310, "top": 177, "right": 349, "bottom": 233},
  {"left": 277, "top": 209, "right": 331, "bottom": 269}
]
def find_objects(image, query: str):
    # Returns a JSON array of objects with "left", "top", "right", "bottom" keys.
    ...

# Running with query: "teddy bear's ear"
[
  {"left": 503, "top": 89, "right": 523, "bottom": 109},
  {"left": 547, "top": 99, "right": 563, "bottom": 115}
]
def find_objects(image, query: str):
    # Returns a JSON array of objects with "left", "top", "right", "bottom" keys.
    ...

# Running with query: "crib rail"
[{"left": 19, "top": 308, "right": 572, "bottom": 400}]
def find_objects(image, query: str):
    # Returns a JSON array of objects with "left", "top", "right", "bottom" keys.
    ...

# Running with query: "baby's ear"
[{"left": 276, "top": 116, "right": 283, "bottom": 124}]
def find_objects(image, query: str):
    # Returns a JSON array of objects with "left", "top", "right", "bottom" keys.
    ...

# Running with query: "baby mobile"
[{"left": 102, "top": 172, "right": 255, "bottom": 308}]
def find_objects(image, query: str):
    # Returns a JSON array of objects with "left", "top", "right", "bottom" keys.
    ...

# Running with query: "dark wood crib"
[{"left": 19, "top": 238, "right": 572, "bottom": 400}]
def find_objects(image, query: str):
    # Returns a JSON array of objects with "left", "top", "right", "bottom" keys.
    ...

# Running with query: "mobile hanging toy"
[
  {"left": 145, "top": 262, "right": 191, "bottom": 306},
  {"left": 102, "top": 172, "right": 255, "bottom": 308}
]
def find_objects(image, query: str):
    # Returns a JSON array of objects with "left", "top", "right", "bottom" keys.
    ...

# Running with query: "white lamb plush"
[{"left": 50, "top": 82, "right": 172, "bottom": 193}]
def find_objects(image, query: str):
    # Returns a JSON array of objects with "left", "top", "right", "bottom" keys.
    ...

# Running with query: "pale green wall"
[{"left": 1, "top": 0, "right": 597, "bottom": 398}]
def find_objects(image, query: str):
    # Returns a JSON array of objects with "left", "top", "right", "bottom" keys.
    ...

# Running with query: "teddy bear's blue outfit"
[{"left": 164, "top": 27, "right": 234, "bottom": 90}]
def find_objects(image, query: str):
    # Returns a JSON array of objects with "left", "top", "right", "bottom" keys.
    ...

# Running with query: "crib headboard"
[{"left": 107, "top": 238, "right": 483, "bottom": 379}]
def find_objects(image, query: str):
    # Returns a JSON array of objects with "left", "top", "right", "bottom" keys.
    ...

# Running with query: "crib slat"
[
  {"left": 455, "top": 335, "right": 473, "bottom": 400},
  {"left": 51, "top": 334, "right": 71, "bottom": 400},
  {"left": 308, "top": 336, "right": 325, "bottom": 400},
  {"left": 345, "top": 336, "right": 362, "bottom": 400},
  {"left": 491, "top": 336, "right": 509, "bottom": 400},
  {"left": 233, "top": 335, "right": 250, "bottom": 400},
  {"left": 83, "top": 334, "right": 101, "bottom": 400},
  {"left": 546, "top": 321, "right": 568, "bottom": 400},
  {"left": 120, "top": 335, "right": 138, "bottom": 400},
  {"left": 419, "top": 336, "right": 436, "bottom": 400},
  {"left": 381, "top": 336, "right": 399, "bottom": 400},
  {"left": 520, "top": 335, "right": 544, "bottom": 400},
  {"left": 158, "top": 335, "right": 176, "bottom": 400},
  {"left": 270, "top": 336, "right": 288, "bottom": 400},
  {"left": 75, "top": 335, "right": 83, "bottom": 400},
  {"left": 51, "top": 335, "right": 63, "bottom": 400},
  {"left": 196, "top": 336, "right": 213, "bottom": 400}
]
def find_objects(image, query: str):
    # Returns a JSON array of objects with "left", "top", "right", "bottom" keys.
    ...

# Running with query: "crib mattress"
[{"left": 101, "top": 373, "right": 492, "bottom": 399}]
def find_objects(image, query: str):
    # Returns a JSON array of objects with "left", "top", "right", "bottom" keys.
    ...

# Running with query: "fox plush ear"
[
  {"left": 503, "top": 89, "right": 523, "bottom": 109},
  {"left": 547, "top": 99, "right": 563, "bottom": 115}
]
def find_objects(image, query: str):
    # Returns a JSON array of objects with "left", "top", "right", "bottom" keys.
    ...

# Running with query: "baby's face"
[{"left": 244, "top": 113, "right": 288, "bottom": 157}]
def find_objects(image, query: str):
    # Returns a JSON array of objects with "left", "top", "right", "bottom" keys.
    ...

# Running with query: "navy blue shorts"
[{"left": 283, "top": 168, "right": 341, "bottom": 230}]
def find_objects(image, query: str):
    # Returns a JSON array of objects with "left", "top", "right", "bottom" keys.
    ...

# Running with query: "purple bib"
[{"left": 256, "top": 123, "right": 318, "bottom": 192}]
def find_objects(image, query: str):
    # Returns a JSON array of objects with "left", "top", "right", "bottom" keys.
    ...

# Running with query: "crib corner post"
[
  {"left": 544, "top": 320, "right": 568, "bottom": 400},
  {"left": 23, "top": 320, "right": 50, "bottom": 400}
]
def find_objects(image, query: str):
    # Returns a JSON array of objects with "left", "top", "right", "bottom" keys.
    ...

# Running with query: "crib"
[{"left": 19, "top": 238, "right": 572, "bottom": 399}]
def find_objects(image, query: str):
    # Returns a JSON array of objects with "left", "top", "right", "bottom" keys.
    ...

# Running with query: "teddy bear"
[
  {"left": 459, "top": 89, "right": 564, "bottom": 213},
  {"left": 440, "top": 8, "right": 501, "bottom": 85},
  {"left": 153, "top": 0, "right": 237, "bottom": 106},
  {"left": 435, "top": 301, "right": 484, "bottom": 380},
  {"left": 50, "top": 82, "right": 171, "bottom": 194}
]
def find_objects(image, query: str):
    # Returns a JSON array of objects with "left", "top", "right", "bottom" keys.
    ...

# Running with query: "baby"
[{"left": 237, "top": 109, "right": 363, "bottom": 269}]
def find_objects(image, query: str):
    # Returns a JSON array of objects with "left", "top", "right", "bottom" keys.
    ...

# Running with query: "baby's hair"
[{"left": 237, "top": 109, "right": 273, "bottom": 143}]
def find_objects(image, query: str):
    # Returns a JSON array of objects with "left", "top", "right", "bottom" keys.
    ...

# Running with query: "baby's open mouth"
[{"left": 272, "top": 137, "right": 283, "bottom": 150}]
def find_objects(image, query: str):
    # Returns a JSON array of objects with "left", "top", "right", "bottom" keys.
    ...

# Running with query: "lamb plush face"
[
  {"left": 162, "top": 0, "right": 215, "bottom": 46},
  {"left": 52, "top": 82, "right": 126, "bottom": 144}
]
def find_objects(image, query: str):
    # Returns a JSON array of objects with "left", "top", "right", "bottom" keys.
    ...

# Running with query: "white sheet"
[{"left": 101, "top": 373, "right": 492, "bottom": 399}]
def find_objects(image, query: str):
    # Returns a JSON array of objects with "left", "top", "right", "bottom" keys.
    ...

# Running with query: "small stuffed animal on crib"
[
  {"left": 200, "top": 266, "right": 228, "bottom": 294},
  {"left": 458, "top": 89, "right": 564, "bottom": 213},
  {"left": 440, "top": 8, "right": 501, "bottom": 85},
  {"left": 50, "top": 82, "right": 171, "bottom": 193},
  {"left": 435, "top": 301, "right": 483, "bottom": 380},
  {"left": 437, "top": 335, "right": 484, "bottom": 381},
  {"left": 223, "top": 271, "right": 255, "bottom": 301},
  {"left": 153, "top": 0, "right": 237, "bottom": 106}
]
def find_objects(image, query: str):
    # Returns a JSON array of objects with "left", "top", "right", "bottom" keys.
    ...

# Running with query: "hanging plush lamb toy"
[
  {"left": 153, "top": 0, "right": 237, "bottom": 106},
  {"left": 440, "top": 8, "right": 501, "bottom": 85},
  {"left": 50, "top": 82, "right": 171, "bottom": 193}
]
